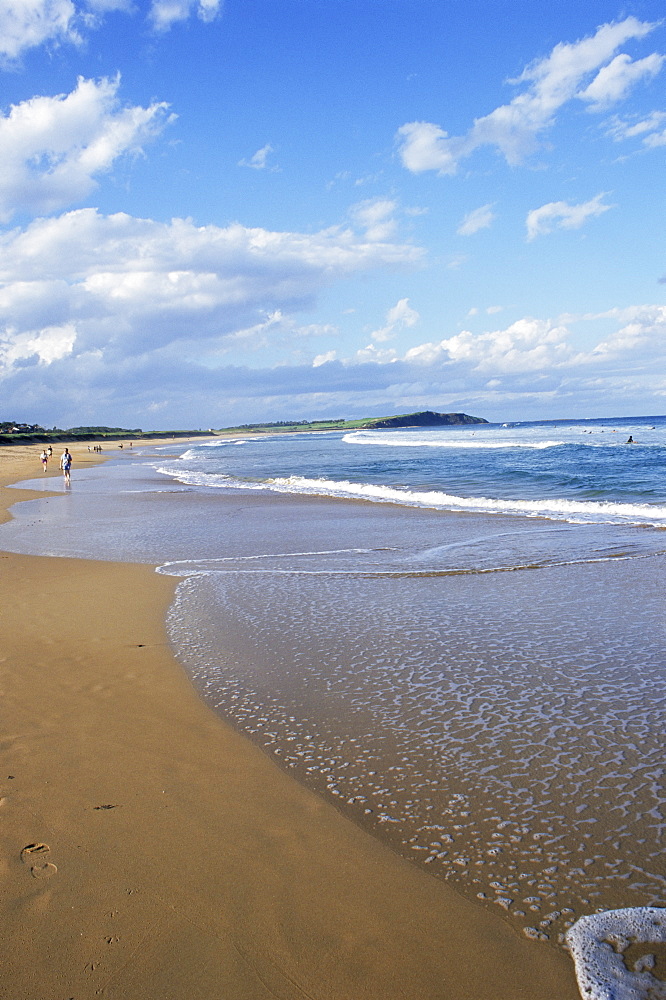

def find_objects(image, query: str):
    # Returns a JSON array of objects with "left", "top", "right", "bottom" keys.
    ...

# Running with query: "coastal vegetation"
[
  {"left": 221, "top": 410, "right": 488, "bottom": 433},
  {"left": 0, "top": 423, "right": 212, "bottom": 445},
  {"left": 0, "top": 411, "right": 487, "bottom": 445}
]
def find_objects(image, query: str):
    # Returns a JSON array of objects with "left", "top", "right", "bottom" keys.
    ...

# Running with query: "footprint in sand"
[{"left": 20, "top": 842, "right": 57, "bottom": 879}]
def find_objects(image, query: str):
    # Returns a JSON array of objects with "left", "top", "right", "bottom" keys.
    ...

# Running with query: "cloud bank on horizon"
[{"left": 0, "top": 0, "right": 664, "bottom": 427}]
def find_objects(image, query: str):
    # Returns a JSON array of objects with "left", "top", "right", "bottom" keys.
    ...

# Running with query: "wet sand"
[{"left": 0, "top": 442, "right": 581, "bottom": 999}]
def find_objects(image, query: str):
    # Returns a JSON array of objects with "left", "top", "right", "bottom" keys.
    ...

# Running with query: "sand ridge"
[{"left": 0, "top": 441, "right": 580, "bottom": 999}]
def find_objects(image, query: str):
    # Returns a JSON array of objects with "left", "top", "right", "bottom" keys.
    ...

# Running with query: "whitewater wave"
[
  {"left": 179, "top": 440, "right": 250, "bottom": 460},
  {"left": 343, "top": 431, "right": 565, "bottom": 449},
  {"left": 342, "top": 430, "right": 661, "bottom": 449},
  {"left": 155, "top": 466, "right": 666, "bottom": 525}
]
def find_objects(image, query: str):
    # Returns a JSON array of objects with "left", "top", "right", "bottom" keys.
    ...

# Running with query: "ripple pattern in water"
[{"left": 166, "top": 554, "right": 665, "bottom": 947}]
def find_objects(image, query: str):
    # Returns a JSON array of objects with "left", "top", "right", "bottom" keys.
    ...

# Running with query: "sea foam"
[{"left": 566, "top": 908, "right": 666, "bottom": 1000}]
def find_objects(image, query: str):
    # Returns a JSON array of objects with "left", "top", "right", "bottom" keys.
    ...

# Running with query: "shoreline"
[{"left": 0, "top": 442, "right": 580, "bottom": 999}]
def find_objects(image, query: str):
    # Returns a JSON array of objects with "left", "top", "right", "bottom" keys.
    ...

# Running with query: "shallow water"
[
  {"left": 166, "top": 546, "right": 665, "bottom": 946},
  {"left": 3, "top": 428, "right": 665, "bottom": 949}
]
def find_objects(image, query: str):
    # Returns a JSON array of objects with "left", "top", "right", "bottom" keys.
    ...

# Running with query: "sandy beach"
[{"left": 0, "top": 442, "right": 581, "bottom": 999}]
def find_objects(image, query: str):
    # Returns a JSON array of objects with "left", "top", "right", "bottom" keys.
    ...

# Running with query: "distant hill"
[
  {"left": 222, "top": 410, "right": 488, "bottom": 434},
  {"left": 362, "top": 410, "right": 487, "bottom": 429}
]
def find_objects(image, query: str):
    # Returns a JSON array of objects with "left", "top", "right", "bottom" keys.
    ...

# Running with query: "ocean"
[{"left": 3, "top": 414, "right": 665, "bottom": 953}]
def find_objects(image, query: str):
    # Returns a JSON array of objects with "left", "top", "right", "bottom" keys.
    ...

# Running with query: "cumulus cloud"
[
  {"left": 312, "top": 350, "right": 337, "bottom": 367},
  {"left": 374, "top": 307, "right": 666, "bottom": 388},
  {"left": 0, "top": 207, "right": 422, "bottom": 373},
  {"left": 457, "top": 204, "right": 496, "bottom": 236},
  {"left": 370, "top": 297, "right": 419, "bottom": 342},
  {"left": 0, "top": 76, "right": 174, "bottom": 222},
  {"left": 404, "top": 317, "right": 574, "bottom": 372},
  {"left": 583, "top": 304, "right": 666, "bottom": 359},
  {"left": 0, "top": 321, "right": 77, "bottom": 368},
  {"left": 396, "top": 122, "right": 456, "bottom": 174},
  {"left": 525, "top": 193, "right": 613, "bottom": 240},
  {"left": 2, "top": 304, "right": 665, "bottom": 428},
  {"left": 396, "top": 17, "right": 661, "bottom": 174},
  {"left": 350, "top": 198, "right": 398, "bottom": 241},
  {"left": 354, "top": 343, "right": 398, "bottom": 364},
  {"left": 1, "top": 204, "right": 655, "bottom": 427}
]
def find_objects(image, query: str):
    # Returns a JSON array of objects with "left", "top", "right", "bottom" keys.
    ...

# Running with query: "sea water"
[{"left": 2, "top": 416, "right": 665, "bottom": 963}]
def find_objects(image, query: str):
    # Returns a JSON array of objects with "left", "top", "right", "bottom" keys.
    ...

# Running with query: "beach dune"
[{"left": 0, "top": 444, "right": 580, "bottom": 999}]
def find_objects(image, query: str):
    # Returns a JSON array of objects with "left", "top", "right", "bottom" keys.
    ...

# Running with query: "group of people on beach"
[{"left": 39, "top": 446, "right": 72, "bottom": 482}]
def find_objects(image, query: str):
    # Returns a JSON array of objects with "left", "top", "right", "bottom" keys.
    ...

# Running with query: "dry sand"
[{"left": 0, "top": 442, "right": 581, "bottom": 999}]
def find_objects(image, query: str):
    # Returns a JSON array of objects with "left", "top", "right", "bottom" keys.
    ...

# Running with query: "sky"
[{"left": 0, "top": 0, "right": 664, "bottom": 429}]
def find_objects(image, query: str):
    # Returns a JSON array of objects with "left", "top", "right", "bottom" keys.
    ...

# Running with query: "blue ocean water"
[
  {"left": 2, "top": 414, "right": 665, "bottom": 953},
  {"left": 157, "top": 415, "right": 666, "bottom": 527}
]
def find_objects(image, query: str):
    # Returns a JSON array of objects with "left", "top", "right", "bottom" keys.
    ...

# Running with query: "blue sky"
[{"left": 0, "top": 0, "right": 664, "bottom": 428}]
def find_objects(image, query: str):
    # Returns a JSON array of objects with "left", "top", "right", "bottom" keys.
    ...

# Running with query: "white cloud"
[
  {"left": 0, "top": 0, "right": 220, "bottom": 61},
  {"left": 375, "top": 306, "right": 666, "bottom": 380},
  {"left": 607, "top": 110, "right": 666, "bottom": 142},
  {"left": 526, "top": 193, "right": 612, "bottom": 240},
  {"left": 2, "top": 304, "right": 664, "bottom": 428},
  {"left": 0, "top": 76, "right": 174, "bottom": 222},
  {"left": 426, "top": 318, "right": 574, "bottom": 372},
  {"left": 644, "top": 125, "right": 666, "bottom": 148},
  {"left": 371, "top": 297, "right": 419, "bottom": 342},
  {"left": 312, "top": 350, "right": 337, "bottom": 367},
  {"left": 577, "top": 52, "right": 664, "bottom": 110},
  {"left": 350, "top": 198, "right": 398, "bottom": 241},
  {"left": 0, "top": 0, "right": 79, "bottom": 63},
  {"left": 605, "top": 109, "right": 666, "bottom": 147},
  {"left": 148, "top": 0, "right": 221, "bottom": 32},
  {"left": 457, "top": 204, "right": 496, "bottom": 236},
  {"left": 396, "top": 17, "right": 660, "bottom": 174},
  {"left": 0, "top": 321, "right": 77, "bottom": 367},
  {"left": 238, "top": 143, "right": 277, "bottom": 170},
  {"left": 0, "top": 208, "right": 423, "bottom": 373},
  {"left": 355, "top": 343, "right": 398, "bottom": 364},
  {"left": 583, "top": 305, "right": 666, "bottom": 359},
  {"left": 395, "top": 122, "right": 457, "bottom": 175}
]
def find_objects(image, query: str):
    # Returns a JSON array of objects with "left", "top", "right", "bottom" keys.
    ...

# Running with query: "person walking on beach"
[
  {"left": 40, "top": 449, "right": 48, "bottom": 471},
  {"left": 59, "top": 448, "right": 72, "bottom": 483}
]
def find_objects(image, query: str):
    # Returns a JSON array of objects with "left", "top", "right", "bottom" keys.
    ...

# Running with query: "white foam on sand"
[{"left": 566, "top": 907, "right": 666, "bottom": 1000}]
